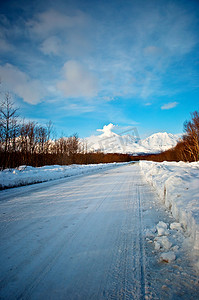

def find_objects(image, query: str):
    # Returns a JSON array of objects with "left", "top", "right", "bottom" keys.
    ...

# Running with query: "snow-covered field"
[
  {"left": 140, "top": 161, "right": 199, "bottom": 267},
  {"left": 0, "top": 162, "right": 128, "bottom": 190}
]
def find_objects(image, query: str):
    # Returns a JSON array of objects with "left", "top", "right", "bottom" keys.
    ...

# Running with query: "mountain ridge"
[{"left": 82, "top": 124, "right": 180, "bottom": 155}]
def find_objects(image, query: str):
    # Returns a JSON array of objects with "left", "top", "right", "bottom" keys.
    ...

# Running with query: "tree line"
[
  {"left": 0, "top": 93, "right": 131, "bottom": 169},
  {"left": 1, "top": 92, "right": 198, "bottom": 169},
  {"left": 134, "top": 111, "right": 199, "bottom": 162}
]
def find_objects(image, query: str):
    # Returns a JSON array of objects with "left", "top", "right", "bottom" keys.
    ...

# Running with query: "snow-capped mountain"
[
  {"left": 82, "top": 123, "right": 180, "bottom": 154},
  {"left": 141, "top": 132, "right": 180, "bottom": 153}
]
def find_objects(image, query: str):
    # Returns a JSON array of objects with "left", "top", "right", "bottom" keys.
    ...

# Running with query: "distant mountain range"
[{"left": 82, "top": 124, "right": 180, "bottom": 155}]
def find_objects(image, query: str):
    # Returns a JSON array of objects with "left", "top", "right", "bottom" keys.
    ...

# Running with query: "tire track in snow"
[
  {"left": 102, "top": 174, "right": 134, "bottom": 299},
  {"left": 137, "top": 185, "right": 147, "bottom": 299},
  {"left": 104, "top": 175, "right": 148, "bottom": 300}
]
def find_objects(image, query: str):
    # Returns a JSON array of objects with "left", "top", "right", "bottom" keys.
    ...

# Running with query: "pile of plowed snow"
[
  {"left": 0, "top": 163, "right": 128, "bottom": 189},
  {"left": 140, "top": 160, "right": 199, "bottom": 268}
]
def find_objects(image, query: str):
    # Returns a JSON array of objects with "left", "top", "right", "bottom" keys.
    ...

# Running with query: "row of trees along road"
[{"left": 0, "top": 93, "right": 131, "bottom": 169}]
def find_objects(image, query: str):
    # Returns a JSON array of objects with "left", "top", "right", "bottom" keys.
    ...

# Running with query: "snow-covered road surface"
[{"left": 0, "top": 164, "right": 198, "bottom": 299}]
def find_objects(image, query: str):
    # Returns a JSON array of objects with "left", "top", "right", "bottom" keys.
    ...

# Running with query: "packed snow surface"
[
  {"left": 83, "top": 123, "right": 179, "bottom": 154},
  {"left": 140, "top": 161, "right": 199, "bottom": 262},
  {"left": 0, "top": 164, "right": 198, "bottom": 299},
  {"left": 0, "top": 163, "right": 128, "bottom": 189}
]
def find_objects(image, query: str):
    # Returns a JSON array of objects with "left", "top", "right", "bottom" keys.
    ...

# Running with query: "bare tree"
[
  {"left": 45, "top": 120, "right": 53, "bottom": 154},
  {"left": 0, "top": 93, "right": 19, "bottom": 168},
  {"left": 183, "top": 111, "right": 199, "bottom": 161},
  {"left": 66, "top": 134, "right": 79, "bottom": 163},
  {"left": 0, "top": 93, "right": 18, "bottom": 151}
]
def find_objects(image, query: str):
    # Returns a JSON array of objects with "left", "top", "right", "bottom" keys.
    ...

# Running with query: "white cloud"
[
  {"left": 27, "top": 9, "right": 92, "bottom": 58},
  {"left": 0, "top": 38, "right": 13, "bottom": 52},
  {"left": 27, "top": 9, "right": 87, "bottom": 37},
  {"left": 40, "top": 36, "right": 62, "bottom": 55},
  {"left": 161, "top": 102, "right": 178, "bottom": 110},
  {"left": 0, "top": 2, "right": 197, "bottom": 108},
  {"left": 0, "top": 64, "right": 44, "bottom": 104},
  {"left": 144, "top": 46, "right": 162, "bottom": 56},
  {"left": 97, "top": 123, "right": 116, "bottom": 136},
  {"left": 0, "top": 27, "right": 14, "bottom": 53},
  {"left": 57, "top": 60, "right": 98, "bottom": 98}
]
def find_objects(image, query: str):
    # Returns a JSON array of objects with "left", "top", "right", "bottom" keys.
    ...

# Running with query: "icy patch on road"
[
  {"left": 0, "top": 162, "right": 129, "bottom": 190},
  {"left": 140, "top": 160, "right": 199, "bottom": 269}
]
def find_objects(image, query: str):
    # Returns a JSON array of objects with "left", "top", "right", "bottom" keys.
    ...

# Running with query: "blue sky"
[{"left": 0, "top": 0, "right": 199, "bottom": 138}]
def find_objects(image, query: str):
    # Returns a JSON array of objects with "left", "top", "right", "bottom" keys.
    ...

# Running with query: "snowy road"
[{"left": 0, "top": 164, "right": 198, "bottom": 299}]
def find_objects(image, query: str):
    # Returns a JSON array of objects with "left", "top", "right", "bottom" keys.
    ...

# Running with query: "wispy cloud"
[
  {"left": 0, "top": 0, "right": 198, "bottom": 112},
  {"left": 161, "top": 102, "right": 178, "bottom": 110},
  {"left": 27, "top": 9, "right": 87, "bottom": 37},
  {"left": 89, "top": 2, "right": 198, "bottom": 100}
]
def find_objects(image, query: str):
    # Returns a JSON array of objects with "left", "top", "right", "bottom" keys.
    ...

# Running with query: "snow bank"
[
  {"left": 0, "top": 163, "right": 128, "bottom": 190},
  {"left": 140, "top": 161, "right": 199, "bottom": 254}
]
